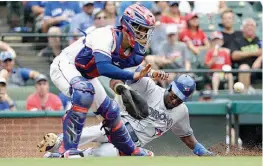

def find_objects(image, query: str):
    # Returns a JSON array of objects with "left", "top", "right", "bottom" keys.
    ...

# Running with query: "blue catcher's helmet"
[
  {"left": 120, "top": 4, "right": 155, "bottom": 55},
  {"left": 169, "top": 74, "right": 196, "bottom": 101}
]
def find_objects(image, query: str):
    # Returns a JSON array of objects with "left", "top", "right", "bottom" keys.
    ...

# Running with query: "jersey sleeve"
[
  {"left": 179, "top": 30, "right": 191, "bottom": 42},
  {"left": 171, "top": 104, "right": 193, "bottom": 137},
  {"left": 44, "top": 2, "right": 52, "bottom": 19},
  {"left": 88, "top": 28, "right": 114, "bottom": 62},
  {"left": 18, "top": 68, "right": 32, "bottom": 81}
]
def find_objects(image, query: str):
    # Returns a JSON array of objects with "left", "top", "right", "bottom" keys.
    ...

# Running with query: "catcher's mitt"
[
  {"left": 37, "top": 133, "right": 58, "bottom": 152},
  {"left": 116, "top": 84, "right": 149, "bottom": 120}
]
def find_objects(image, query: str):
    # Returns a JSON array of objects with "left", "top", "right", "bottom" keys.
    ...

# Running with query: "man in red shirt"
[
  {"left": 179, "top": 13, "right": 210, "bottom": 56},
  {"left": 160, "top": 2, "right": 186, "bottom": 32},
  {"left": 205, "top": 31, "right": 233, "bottom": 94},
  {"left": 26, "top": 74, "right": 63, "bottom": 111}
]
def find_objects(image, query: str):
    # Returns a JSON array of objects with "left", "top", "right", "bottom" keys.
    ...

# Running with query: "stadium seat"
[
  {"left": 7, "top": 86, "right": 35, "bottom": 101},
  {"left": 252, "top": 1, "right": 262, "bottom": 12},
  {"left": 15, "top": 100, "right": 26, "bottom": 111},
  {"left": 226, "top": 1, "right": 249, "bottom": 8},
  {"left": 233, "top": 24, "right": 241, "bottom": 31},
  {"left": 198, "top": 15, "right": 213, "bottom": 24}
]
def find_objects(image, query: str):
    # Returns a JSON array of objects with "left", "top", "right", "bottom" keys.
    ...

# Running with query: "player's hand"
[
  {"left": 193, "top": 143, "right": 215, "bottom": 156},
  {"left": 133, "top": 64, "right": 152, "bottom": 80},
  {"left": 151, "top": 70, "right": 169, "bottom": 81}
]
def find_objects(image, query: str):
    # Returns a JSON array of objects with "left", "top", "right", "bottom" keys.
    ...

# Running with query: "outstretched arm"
[{"left": 180, "top": 135, "right": 214, "bottom": 156}]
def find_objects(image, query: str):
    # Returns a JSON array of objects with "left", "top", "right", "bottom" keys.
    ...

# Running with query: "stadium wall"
[{"left": 0, "top": 116, "right": 100, "bottom": 158}]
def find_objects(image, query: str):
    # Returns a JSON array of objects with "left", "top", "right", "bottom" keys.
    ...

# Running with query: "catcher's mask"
[{"left": 37, "top": 133, "right": 58, "bottom": 152}]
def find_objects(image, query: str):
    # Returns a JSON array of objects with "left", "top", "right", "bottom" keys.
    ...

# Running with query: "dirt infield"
[{"left": 209, "top": 143, "right": 262, "bottom": 156}]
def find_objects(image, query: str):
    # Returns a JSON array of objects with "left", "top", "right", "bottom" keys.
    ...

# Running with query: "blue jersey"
[
  {"left": 62, "top": 26, "right": 144, "bottom": 80},
  {"left": 44, "top": 1, "right": 81, "bottom": 28}
]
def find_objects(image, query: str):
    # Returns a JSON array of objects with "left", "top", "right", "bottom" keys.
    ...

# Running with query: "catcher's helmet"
[
  {"left": 169, "top": 74, "right": 196, "bottom": 101},
  {"left": 120, "top": 4, "right": 155, "bottom": 55}
]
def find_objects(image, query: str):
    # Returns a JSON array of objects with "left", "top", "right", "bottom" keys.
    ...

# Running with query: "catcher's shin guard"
[
  {"left": 63, "top": 76, "right": 95, "bottom": 151},
  {"left": 96, "top": 96, "right": 136, "bottom": 155}
]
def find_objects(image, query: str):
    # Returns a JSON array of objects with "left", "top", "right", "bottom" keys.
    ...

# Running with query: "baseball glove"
[
  {"left": 37, "top": 133, "right": 58, "bottom": 152},
  {"left": 116, "top": 84, "right": 149, "bottom": 120}
]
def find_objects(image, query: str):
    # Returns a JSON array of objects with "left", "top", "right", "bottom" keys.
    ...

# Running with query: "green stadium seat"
[
  {"left": 252, "top": 1, "right": 262, "bottom": 12},
  {"left": 227, "top": 1, "right": 250, "bottom": 8},
  {"left": 198, "top": 15, "right": 212, "bottom": 24},
  {"left": 15, "top": 100, "right": 26, "bottom": 111},
  {"left": 199, "top": 24, "right": 215, "bottom": 31},
  {"left": 233, "top": 24, "right": 241, "bottom": 31},
  {"left": 7, "top": 86, "right": 35, "bottom": 101},
  {"left": 232, "top": 7, "right": 254, "bottom": 17}
]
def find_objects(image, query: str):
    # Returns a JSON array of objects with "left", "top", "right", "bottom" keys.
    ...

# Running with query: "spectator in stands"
[
  {"left": 93, "top": 1, "right": 106, "bottom": 10},
  {"left": 145, "top": 25, "right": 191, "bottom": 86},
  {"left": 69, "top": 9, "right": 108, "bottom": 44},
  {"left": 180, "top": 13, "right": 210, "bottom": 56},
  {"left": 24, "top": 1, "right": 46, "bottom": 32},
  {"left": 221, "top": 9, "right": 242, "bottom": 49},
  {"left": 42, "top": 1, "right": 81, "bottom": 56},
  {"left": 0, "top": 53, "right": 41, "bottom": 86},
  {"left": 0, "top": 77, "right": 15, "bottom": 111},
  {"left": 26, "top": 74, "right": 63, "bottom": 111},
  {"left": 146, "top": 25, "right": 191, "bottom": 70},
  {"left": 68, "top": 1, "right": 95, "bottom": 44},
  {"left": 218, "top": 1, "right": 229, "bottom": 14},
  {"left": 231, "top": 18, "right": 262, "bottom": 94},
  {"left": 158, "top": 25, "right": 191, "bottom": 71},
  {"left": 154, "top": 1, "right": 169, "bottom": 13},
  {"left": 0, "top": 41, "right": 16, "bottom": 58},
  {"left": 103, "top": 1, "right": 118, "bottom": 26},
  {"left": 149, "top": 8, "right": 166, "bottom": 55},
  {"left": 198, "top": 90, "right": 213, "bottom": 102},
  {"left": 70, "top": 1, "right": 95, "bottom": 33},
  {"left": 161, "top": 2, "right": 186, "bottom": 31},
  {"left": 205, "top": 31, "right": 233, "bottom": 94}
]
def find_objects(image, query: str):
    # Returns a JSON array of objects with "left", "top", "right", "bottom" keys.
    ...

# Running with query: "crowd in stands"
[{"left": 0, "top": 1, "right": 262, "bottom": 111}]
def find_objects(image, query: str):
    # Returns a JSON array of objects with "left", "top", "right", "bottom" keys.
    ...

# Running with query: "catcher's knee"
[
  {"left": 96, "top": 96, "right": 120, "bottom": 124},
  {"left": 70, "top": 76, "right": 95, "bottom": 111}
]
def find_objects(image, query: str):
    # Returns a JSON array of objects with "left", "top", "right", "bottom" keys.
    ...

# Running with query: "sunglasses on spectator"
[{"left": 95, "top": 16, "right": 107, "bottom": 20}]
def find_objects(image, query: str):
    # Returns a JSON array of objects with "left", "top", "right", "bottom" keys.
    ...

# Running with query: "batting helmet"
[{"left": 169, "top": 74, "right": 196, "bottom": 101}]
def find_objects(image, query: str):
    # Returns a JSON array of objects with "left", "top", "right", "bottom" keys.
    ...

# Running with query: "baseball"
[{"left": 234, "top": 82, "right": 245, "bottom": 93}]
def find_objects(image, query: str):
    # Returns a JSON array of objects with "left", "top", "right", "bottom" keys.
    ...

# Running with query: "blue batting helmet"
[
  {"left": 169, "top": 74, "right": 196, "bottom": 101},
  {"left": 120, "top": 4, "right": 155, "bottom": 55}
]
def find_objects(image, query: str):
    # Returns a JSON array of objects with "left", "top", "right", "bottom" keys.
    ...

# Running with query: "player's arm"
[
  {"left": 231, "top": 39, "right": 261, "bottom": 61},
  {"left": 180, "top": 135, "right": 214, "bottom": 156},
  {"left": 198, "top": 38, "right": 210, "bottom": 51},
  {"left": 91, "top": 29, "right": 151, "bottom": 81},
  {"left": 171, "top": 106, "right": 214, "bottom": 156}
]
